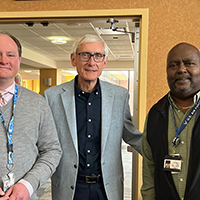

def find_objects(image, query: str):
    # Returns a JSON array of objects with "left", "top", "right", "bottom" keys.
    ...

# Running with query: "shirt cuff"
[{"left": 18, "top": 179, "right": 34, "bottom": 197}]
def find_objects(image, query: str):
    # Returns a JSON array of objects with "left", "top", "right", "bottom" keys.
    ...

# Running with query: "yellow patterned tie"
[{"left": 0, "top": 91, "right": 8, "bottom": 107}]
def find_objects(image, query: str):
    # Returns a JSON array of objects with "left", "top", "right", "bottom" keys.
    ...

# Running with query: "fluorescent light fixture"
[
  {"left": 66, "top": 23, "right": 81, "bottom": 27},
  {"left": 24, "top": 70, "right": 32, "bottom": 73},
  {"left": 47, "top": 36, "right": 69, "bottom": 44}
]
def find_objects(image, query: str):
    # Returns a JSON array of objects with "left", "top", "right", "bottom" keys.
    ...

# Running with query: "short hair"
[
  {"left": 15, "top": 73, "right": 21, "bottom": 80},
  {"left": 167, "top": 42, "right": 200, "bottom": 62},
  {"left": 71, "top": 34, "right": 109, "bottom": 58},
  {"left": 15, "top": 73, "right": 22, "bottom": 85},
  {"left": 0, "top": 31, "right": 22, "bottom": 58}
]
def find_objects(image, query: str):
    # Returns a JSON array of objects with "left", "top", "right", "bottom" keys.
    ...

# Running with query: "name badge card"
[
  {"left": 163, "top": 154, "right": 182, "bottom": 172},
  {"left": 2, "top": 172, "right": 15, "bottom": 192}
]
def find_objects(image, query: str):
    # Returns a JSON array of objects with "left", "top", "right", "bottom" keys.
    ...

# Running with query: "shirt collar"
[
  {"left": 75, "top": 75, "right": 100, "bottom": 95},
  {"left": 4, "top": 82, "right": 15, "bottom": 95},
  {"left": 168, "top": 90, "right": 200, "bottom": 108}
]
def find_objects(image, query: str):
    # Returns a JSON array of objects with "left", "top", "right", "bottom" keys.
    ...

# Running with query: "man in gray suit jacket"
[{"left": 44, "top": 34, "right": 142, "bottom": 200}]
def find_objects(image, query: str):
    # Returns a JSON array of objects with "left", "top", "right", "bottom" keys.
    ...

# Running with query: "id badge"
[
  {"left": 2, "top": 172, "right": 15, "bottom": 192},
  {"left": 163, "top": 154, "right": 182, "bottom": 172}
]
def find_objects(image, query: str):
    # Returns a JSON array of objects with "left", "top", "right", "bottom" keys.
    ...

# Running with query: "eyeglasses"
[{"left": 77, "top": 52, "right": 105, "bottom": 62}]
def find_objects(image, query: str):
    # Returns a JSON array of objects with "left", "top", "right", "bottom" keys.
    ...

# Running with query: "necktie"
[{"left": 0, "top": 91, "right": 8, "bottom": 107}]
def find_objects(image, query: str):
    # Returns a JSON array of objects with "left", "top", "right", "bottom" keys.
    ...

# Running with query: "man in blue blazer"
[{"left": 44, "top": 34, "right": 142, "bottom": 200}]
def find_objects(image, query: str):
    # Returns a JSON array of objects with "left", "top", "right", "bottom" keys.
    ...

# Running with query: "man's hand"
[
  {"left": 4, "top": 183, "right": 30, "bottom": 200},
  {"left": 0, "top": 188, "right": 8, "bottom": 200}
]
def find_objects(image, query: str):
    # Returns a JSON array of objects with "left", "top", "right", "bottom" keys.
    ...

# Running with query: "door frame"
[{"left": 0, "top": 9, "right": 148, "bottom": 200}]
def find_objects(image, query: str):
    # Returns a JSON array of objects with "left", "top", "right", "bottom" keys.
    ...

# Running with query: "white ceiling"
[{"left": 0, "top": 18, "right": 140, "bottom": 77}]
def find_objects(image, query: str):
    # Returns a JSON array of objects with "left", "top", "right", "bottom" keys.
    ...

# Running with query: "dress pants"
[{"left": 73, "top": 179, "right": 108, "bottom": 200}]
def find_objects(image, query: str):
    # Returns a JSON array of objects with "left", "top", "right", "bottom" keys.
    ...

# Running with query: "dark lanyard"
[
  {"left": 0, "top": 84, "right": 18, "bottom": 171},
  {"left": 169, "top": 97, "right": 200, "bottom": 147}
]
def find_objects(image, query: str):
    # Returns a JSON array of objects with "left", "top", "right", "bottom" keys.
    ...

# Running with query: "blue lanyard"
[
  {"left": 169, "top": 97, "right": 200, "bottom": 147},
  {"left": 0, "top": 84, "right": 18, "bottom": 169}
]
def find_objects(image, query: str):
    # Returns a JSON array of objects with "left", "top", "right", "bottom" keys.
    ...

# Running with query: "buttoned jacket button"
[{"left": 71, "top": 186, "right": 74, "bottom": 190}]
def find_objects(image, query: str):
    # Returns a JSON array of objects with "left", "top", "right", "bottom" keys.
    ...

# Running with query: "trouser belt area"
[{"left": 77, "top": 174, "right": 102, "bottom": 183}]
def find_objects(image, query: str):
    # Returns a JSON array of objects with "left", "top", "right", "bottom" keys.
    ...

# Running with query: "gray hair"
[
  {"left": 15, "top": 73, "right": 21, "bottom": 80},
  {"left": 15, "top": 73, "right": 22, "bottom": 85},
  {"left": 71, "top": 34, "right": 109, "bottom": 58}
]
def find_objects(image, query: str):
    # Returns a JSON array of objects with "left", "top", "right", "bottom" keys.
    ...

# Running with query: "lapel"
[
  {"left": 100, "top": 80, "right": 114, "bottom": 154},
  {"left": 61, "top": 79, "right": 78, "bottom": 153},
  {"left": 59, "top": 79, "right": 115, "bottom": 155}
]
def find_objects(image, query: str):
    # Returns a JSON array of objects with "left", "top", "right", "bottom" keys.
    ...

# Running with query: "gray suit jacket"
[{"left": 44, "top": 78, "right": 142, "bottom": 200}]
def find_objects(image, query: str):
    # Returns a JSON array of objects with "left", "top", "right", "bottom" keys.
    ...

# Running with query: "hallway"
[{"left": 37, "top": 141, "right": 133, "bottom": 200}]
